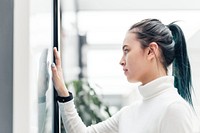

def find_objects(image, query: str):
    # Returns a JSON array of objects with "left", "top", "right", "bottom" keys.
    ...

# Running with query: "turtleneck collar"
[{"left": 138, "top": 76, "right": 175, "bottom": 100}]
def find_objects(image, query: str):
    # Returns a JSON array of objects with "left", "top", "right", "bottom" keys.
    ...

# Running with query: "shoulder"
[
  {"left": 160, "top": 101, "right": 200, "bottom": 132},
  {"left": 163, "top": 101, "right": 193, "bottom": 120}
]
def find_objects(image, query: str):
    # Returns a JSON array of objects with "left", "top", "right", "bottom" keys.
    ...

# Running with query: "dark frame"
[{"left": 53, "top": 0, "right": 60, "bottom": 132}]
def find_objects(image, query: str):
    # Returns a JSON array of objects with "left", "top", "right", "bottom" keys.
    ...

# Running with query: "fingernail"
[{"left": 51, "top": 63, "right": 56, "bottom": 68}]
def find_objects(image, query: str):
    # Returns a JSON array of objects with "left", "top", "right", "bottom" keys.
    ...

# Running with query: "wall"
[
  {"left": 13, "top": 0, "right": 30, "bottom": 132},
  {"left": 0, "top": 0, "right": 13, "bottom": 132}
]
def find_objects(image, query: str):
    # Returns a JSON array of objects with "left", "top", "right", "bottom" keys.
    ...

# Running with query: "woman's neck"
[{"left": 141, "top": 67, "right": 167, "bottom": 85}]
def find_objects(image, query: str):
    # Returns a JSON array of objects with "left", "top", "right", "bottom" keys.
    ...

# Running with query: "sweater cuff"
[
  {"left": 58, "top": 99, "right": 76, "bottom": 112},
  {"left": 57, "top": 92, "right": 73, "bottom": 103}
]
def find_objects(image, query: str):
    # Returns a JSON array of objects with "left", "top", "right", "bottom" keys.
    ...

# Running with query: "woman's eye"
[{"left": 124, "top": 49, "right": 129, "bottom": 54}]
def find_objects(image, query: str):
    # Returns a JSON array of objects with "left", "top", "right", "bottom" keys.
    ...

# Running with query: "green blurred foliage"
[{"left": 66, "top": 79, "right": 111, "bottom": 126}]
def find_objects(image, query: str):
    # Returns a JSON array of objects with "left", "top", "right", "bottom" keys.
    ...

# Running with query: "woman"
[{"left": 51, "top": 18, "right": 200, "bottom": 133}]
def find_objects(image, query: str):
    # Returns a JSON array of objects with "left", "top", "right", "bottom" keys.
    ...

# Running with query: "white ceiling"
[
  {"left": 32, "top": 0, "right": 200, "bottom": 13},
  {"left": 76, "top": 0, "right": 200, "bottom": 10}
]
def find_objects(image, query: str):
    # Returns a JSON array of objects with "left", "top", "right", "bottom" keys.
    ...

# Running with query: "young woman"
[{"left": 51, "top": 18, "right": 200, "bottom": 133}]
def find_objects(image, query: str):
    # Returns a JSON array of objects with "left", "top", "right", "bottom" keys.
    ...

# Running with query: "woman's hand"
[{"left": 51, "top": 47, "right": 69, "bottom": 97}]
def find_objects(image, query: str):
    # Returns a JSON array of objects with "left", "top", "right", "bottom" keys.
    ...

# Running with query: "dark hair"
[{"left": 129, "top": 18, "right": 193, "bottom": 105}]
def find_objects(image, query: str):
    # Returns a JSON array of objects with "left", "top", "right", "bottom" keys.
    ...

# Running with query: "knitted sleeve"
[{"left": 58, "top": 100, "right": 122, "bottom": 133}]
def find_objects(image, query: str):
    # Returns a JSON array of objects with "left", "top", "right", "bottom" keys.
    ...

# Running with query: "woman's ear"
[{"left": 146, "top": 42, "right": 159, "bottom": 60}]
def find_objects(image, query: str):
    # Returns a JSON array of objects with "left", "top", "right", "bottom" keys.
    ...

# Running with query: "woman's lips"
[{"left": 123, "top": 68, "right": 128, "bottom": 75}]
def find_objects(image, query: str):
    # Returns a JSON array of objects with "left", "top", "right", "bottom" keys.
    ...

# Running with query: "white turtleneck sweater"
[{"left": 58, "top": 76, "right": 200, "bottom": 133}]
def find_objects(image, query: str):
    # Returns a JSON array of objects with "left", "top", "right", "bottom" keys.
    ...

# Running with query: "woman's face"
[{"left": 120, "top": 32, "right": 150, "bottom": 83}]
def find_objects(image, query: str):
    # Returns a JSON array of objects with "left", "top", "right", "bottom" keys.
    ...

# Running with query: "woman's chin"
[{"left": 127, "top": 77, "right": 138, "bottom": 83}]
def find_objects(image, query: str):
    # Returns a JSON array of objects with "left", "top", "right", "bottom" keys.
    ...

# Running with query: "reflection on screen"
[
  {"left": 37, "top": 48, "right": 53, "bottom": 133},
  {"left": 30, "top": 0, "right": 53, "bottom": 132}
]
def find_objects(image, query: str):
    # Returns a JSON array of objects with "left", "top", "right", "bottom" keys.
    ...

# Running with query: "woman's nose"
[{"left": 119, "top": 58, "right": 125, "bottom": 66}]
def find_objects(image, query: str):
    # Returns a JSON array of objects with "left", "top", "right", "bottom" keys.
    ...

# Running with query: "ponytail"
[{"left": 168, "top": 23, "right": 193, "bottom": 105}]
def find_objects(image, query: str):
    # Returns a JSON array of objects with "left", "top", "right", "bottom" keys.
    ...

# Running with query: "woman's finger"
[
  {"left": 51, "top": 63, "right": 62, "bottom": 89},
  {"left": 51, "top": 63, "right": 69, "bottom": 96},
  {"left": 53, "top": 47, "right": 61, "bottom": 68},
  {"left": 51, "top": 63, "right": 59, "bottom": 79}
]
